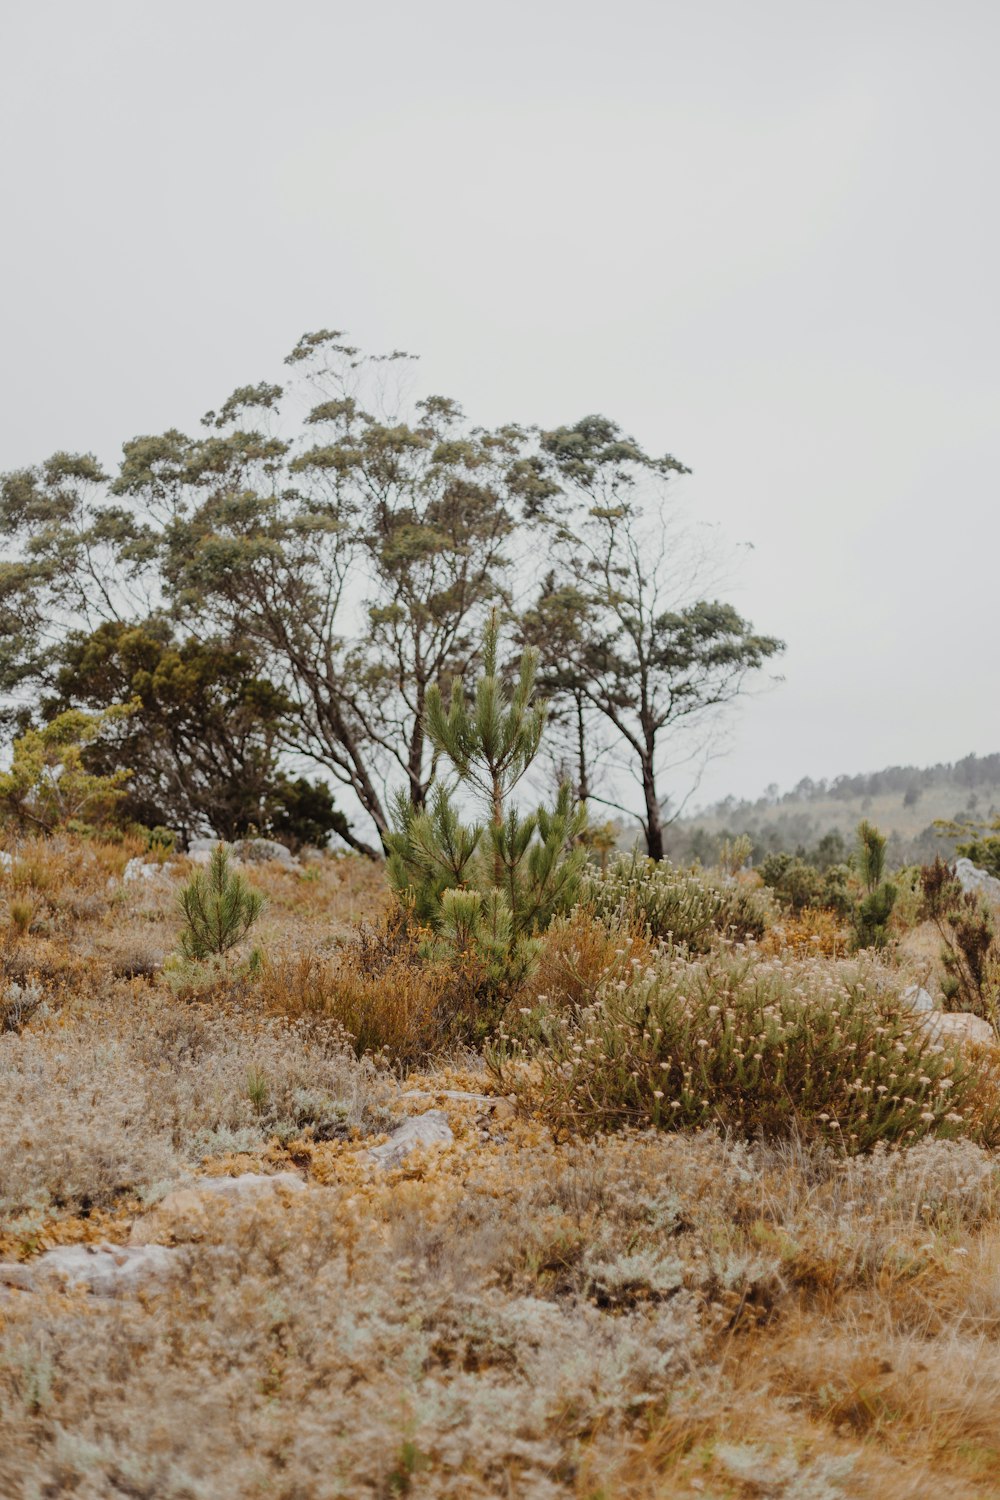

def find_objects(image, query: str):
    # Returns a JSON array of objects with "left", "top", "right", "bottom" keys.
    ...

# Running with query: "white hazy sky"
[{"left": 1, "top": 0, "right": 996, "bottom": 811}]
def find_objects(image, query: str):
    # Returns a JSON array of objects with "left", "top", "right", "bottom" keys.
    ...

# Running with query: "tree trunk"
[
  {"left": 642, "top": 759, "right": 665, "bottom": 862},
  {"left": 575, "top": 693, "right": 589, "bottom": 804}
]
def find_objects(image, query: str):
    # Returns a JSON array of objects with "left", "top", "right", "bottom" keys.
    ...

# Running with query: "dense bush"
[
  {"left": 259, "top": 914, "right": 493, "bottom": 1063},
  {"left": 758, "top": 851, "right": 851, "bottom": 916},
  {"left": 581, "top": 853, "right": 772, "bottom": 952},
  {"left": 489, "top": 949, "right": 1000, "bottom": 1152}
]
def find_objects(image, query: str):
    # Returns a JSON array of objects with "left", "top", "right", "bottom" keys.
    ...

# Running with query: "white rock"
[
  {"left": 130, "top": 1172, "right": 306, "bottom": 1245},
  {"left": 186, "top": 837, "right": 297, "bottom": 866},
  {"left": 0, "top": 851, "right": 12, "bottom": 872},
  {"left": 122, "top": 857, "right": 176, "bottom": 884},
  {"left": 955, "top": 858, "right": 1000, "bottom": 905},
  {"left": 366, "top": 1111, "right": 454, "bottom": 1169},
  {"left": 189, "top": 1171, "right": 306, "bottom": 1201},
  {"left": 232, "top": 838, "right": 296, "bottom": 865},
  {"left": 0, "top": 1242, "right": 178, "bottom": 1297},
  {"left": 901, "top": 984, "right": 935, "bottom": 1013},
  {"left": 923, "top": 1012, "right": 997, "bottom": 1047}
]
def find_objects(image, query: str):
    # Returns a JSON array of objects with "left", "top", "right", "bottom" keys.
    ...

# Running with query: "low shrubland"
[
  {"left": 3, "top": 826, "right": 1000, "bottom": 1496},
  {"left": 581, "top": 851, "right": 773, "bottom": 950},
  {"left": 490, "top": 946, "right": 1000, "bottom": 1151}
]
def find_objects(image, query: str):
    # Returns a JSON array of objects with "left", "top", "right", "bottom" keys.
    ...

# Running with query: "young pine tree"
[
  {"left": 386, "top": 610, "right": 587, "bottom": 999},
  {"left": 178, "top": 844, "right": 265, "bottom": 962},
  {"left": 852, "top": 820, "right": 897, "bottom": 950}
]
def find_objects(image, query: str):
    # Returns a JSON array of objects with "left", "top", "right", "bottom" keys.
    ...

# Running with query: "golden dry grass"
[{"left": 2, "top": 835, "right": 1000, "bottom": 1498}]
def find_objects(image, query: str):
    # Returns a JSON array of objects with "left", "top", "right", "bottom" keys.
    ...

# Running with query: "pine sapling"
[{"left": 178, "top": 844, "right": 265, "bottom": 962}]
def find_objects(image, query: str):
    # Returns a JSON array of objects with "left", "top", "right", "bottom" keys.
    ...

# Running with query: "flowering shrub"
[
  {"left": 489, "top": 949, "right": 1000, "bottom": 1152},
  {"left": 581, "top": 853, "right": 772, "bottom": 952}
]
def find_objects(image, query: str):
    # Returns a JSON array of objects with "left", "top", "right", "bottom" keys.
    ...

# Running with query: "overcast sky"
[{"left": 2, "top": 0, "right": 996, "bottom": 810}]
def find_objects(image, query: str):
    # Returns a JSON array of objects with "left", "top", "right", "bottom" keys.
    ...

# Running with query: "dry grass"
[{"left": 2, "top": 835, "right": 1000, "bottom": 1497}]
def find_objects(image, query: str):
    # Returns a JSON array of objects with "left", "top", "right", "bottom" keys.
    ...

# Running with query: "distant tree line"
[{"left": 0, "top": 332, "right": 782, "bottom": 857}]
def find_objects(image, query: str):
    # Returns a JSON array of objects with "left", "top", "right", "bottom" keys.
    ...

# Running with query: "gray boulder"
[
  {"left": 231, "top": 838, "right": 296, "bottom": 865},
  {"left": 366, "top": 1111, "right": 454, "bottom": 1169},
  {"left": 186, "top": 837, "right": 296, "bottom": 866},
  {"left": 0, "top": 1242, "right": 178, "bottom": 1297},
  {"left": 955, "top": 858, "right": 1000, "bottom": 905},
  {"left": 130, "top": 1171, "right": 306, "bottom": 1245},
  {"left": 901, "top": 984, "right": 935, "bottom": 1013}
]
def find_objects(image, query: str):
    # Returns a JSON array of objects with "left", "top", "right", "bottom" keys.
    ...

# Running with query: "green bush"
[
  {"left": 758, "top": 852, "right": 852, "bottom": 917},
  {"left": 488, "top": 949, "right": 1000, "bottom": 1152},
  {"left": 387, "top": 610, "right": 586, "bottom": 1005},
  {"left": 177, "top": 844, "right": 265, "bottom": 961},
  {"left": 581, "top": 853, "right": 772, "bottom": 952}
]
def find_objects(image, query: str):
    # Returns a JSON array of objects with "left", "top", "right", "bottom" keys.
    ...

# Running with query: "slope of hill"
[{"left": 666, "top": 752, "right": 1000, "bottom": 867}]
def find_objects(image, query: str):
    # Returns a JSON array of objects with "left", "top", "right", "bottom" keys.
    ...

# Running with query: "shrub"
[
  {"left": 258, "top": 916, "right": 487, "bottom": 1063},
  {"left": 852, "top": 820, "right": 898, "bottom": 950},
  {"left": 758, "top": 852, "right": 852, "bottom": 918},
  {"left": 524, "top": 906, "right": 656, "bottom": 1010},
  {"left": 177, "top": 845, "right": 264, "bottom": 961},
  {"left": 489, "top": 949, "right": 1000, "bottom": 1152},
  {"left": 0, "top": 978, "right": 44, "bottom": 1034},
  {"left": 0, "top": 708, "right": 133, "bottom": 834},
  {"left": 387, "top": 610, "right": 586, "bottom": 1004},
  {"left": 920, "top": 857, "right": 1000, "bottom": 1029},
  {"left": 581, "top": 853, "right": 772, "bottom": 952}
]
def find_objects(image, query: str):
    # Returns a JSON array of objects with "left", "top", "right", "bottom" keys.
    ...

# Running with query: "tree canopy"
[{"left": 0, "top": 332, "right": 783, "bottom": 856}]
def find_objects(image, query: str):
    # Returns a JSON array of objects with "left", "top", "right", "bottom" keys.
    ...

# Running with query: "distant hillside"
[{"left": 664, "top": 752, "right": 1000, "bottom": 868}]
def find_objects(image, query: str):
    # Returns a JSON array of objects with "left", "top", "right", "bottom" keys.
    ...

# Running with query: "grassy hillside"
[{"left": 666, "top": 752, "right": 1000, "bottom": 867}]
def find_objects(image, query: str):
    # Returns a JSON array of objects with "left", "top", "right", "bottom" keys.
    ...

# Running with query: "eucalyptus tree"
[
  {"left": 1, "top": 333, "right": 533, "bottom": 853},
  {"left": 527, "top": 416, "right": 784, "bottom": 860}
]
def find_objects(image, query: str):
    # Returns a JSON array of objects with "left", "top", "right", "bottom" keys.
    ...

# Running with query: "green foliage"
[
  {"left": 177, "top": 845, "right": 265, "bottom": 961},
  {"left": 758, "top": 852, "right": 844, "bottom": 915},
  {"left": 0, "top": 708, "right": 132, "bottom": 834},
  {"left": 47, "top": 621, "right": 345, "bottom": 847},
  {"left": 0, "top": 336, "right": 784, "bottom": 857},
  {"left": 759, "top": 823, "right": 898, "bottom": 947},
  {"left": 523, "top": 424, "right": 783, "bottom": 859},
  {"left": 386, "top": 611, "right": 587, "bottom": 1002},
  {"left": 920, "top": 858, "right": 999, "bottom": 1030},
  {"left": 582, "top": 853, "right": 772, "bottom": 952},
  {"left": 852, "top": 820, "right": 898, "bottom": 950},
  {"left": 489, "top": 949, "right": 996, "bottom": 1152}
]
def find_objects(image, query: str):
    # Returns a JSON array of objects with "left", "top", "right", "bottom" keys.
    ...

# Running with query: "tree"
[
  {"left": 852, "top": 820, "right": 898, "bottom": 950},
  {"left": 0, "top": 707, "right": 133, "bottom": 833},
  {"left": 46, "top": 620, "right": 346, "bottom": 846},
  {"left": 177, "top": 844, "right": 265, "bottom": 961},
  {"left": 385, "top": 610, "right": 586, "bottom": 998},
  {"left": 120, "top": 334, "right": 533, "bottom": 850},
  {"left": 526, "top": 416, "right": 784, "bottom": 859}
]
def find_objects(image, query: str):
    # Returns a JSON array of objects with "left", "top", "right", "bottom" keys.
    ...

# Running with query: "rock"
[
  {"left": 299, "top": 845, "right": 326, "bottom": 863},
  {"left": 954, "top": 858, "right": 1000, "bottom": 905},
  {"left": 0, "top": 1242, "right": 178, "bottom": 1297},
  {"left": 122, "top": 857, "right": 176, "bottom": 884},
  {"left": 0, "top": 851, "right": 12, "bottom": 873},
  {"left": 366, "top": 1111, "right": 454, "bottom": 1169},
  {"left": 923, "top": 1012, "right": 997, "bottom": 1047},
  {"left": 901, "top": 984, "right": 935, "bottom": 1013},
  {"left": 186, "top": 837, "right": 297, "bottom": 867},
  {"left": 187, "top": 837, "right": 224, "bottom": 856},
  {"left": 232, "top": 838, "right": 297, "bottom": 865},
  {"left": 130, "top": 1171, "right": 306, "bottom": 1245}
]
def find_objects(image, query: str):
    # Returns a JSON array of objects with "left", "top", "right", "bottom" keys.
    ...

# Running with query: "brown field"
[{"left": 1, "top": 836, "right": 999, "bottom": 1499}]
